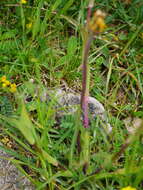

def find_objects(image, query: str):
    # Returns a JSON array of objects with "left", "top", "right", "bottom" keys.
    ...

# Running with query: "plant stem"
[
  {"left": 81, "top": 0, "right": 94, "bottom": 128},
  {"left": 81, "top": 35, "right": 93, "bottom": 128}
]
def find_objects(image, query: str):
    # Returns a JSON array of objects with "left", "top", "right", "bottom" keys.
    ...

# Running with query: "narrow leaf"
[{"left": 42, "top": 150, "right": 58, "bottom": 166}]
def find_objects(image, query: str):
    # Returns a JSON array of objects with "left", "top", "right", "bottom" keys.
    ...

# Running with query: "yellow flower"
[
  {"left": 1, "top": 137, "right": 13, "bottom": 148},
  {"left": 1, "top": 137, "right": 9, "bottom": 144},
  {"left": 4, "top": 80, "right": 11, "bottom": 86},
  {"left": 89, "top": 10, "right": 106, "bottom": 33},
  {"left": 10, "top": 83, "right": 17, "bottom": 93},
  {"left": 2, "top": 83, "right": 7, "bottom": 88},
  {"left": 1, "top": 78, "right": 11, "bottom": 87},
  {"left": 0, "top": 76, "right": 6, "bottom": 82},
  {"left": 121, "top": 186, "right": 137, "bottom": 190},
  {"left": 20, "top": 0, "right": 27, "bottom": 4},
  {"left": 26, "top": 22, "right": 32, "bottom": 29},
  {"left": 0, "top": 76, "right": 17, "bottom": 93}
]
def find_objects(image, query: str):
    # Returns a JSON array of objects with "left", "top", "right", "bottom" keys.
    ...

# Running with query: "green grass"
[{"left": 0, "top": 0, "right": 143, "bottom": 189}]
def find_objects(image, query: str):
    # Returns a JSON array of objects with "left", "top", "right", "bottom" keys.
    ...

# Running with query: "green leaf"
[
  {"left": 67, "top": 36, "right": 77, "bottom": 56},
  {"left": 57, "top": 170, "right": 73, "bottom": 177},
  {"left": 12, "top": 104, "right": 36, "bottom": 145},
  {"left": 60, "top": 0, "right": 74, "bottom": 14},
  {"left": 42, "top": 149, "right": 58, "bottom": 166},
  {"left": 51, "top": 0, "right": 62, "bottom": 12}
]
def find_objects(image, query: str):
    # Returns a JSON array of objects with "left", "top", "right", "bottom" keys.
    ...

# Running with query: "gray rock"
[
  {"left": 0, "top": 145, "right": 34, "bottom": 190},
  {"left": 47, "top": 89, "right": 112, "bottom": 133}
]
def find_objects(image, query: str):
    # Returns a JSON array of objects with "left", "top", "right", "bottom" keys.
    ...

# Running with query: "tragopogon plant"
[{"left": 81, "top": 1, "right": 106, "bottom": 128}]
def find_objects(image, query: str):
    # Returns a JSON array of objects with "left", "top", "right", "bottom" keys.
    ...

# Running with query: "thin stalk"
[
  {"left": 79, "top": 0, "right": 94, "bottom": 175},
  {"left": 80, "top": 2, "right": 106, "bottom": 174},
  {"left": 81, "top": 0, "right": 94, "bottom": 128},
  {"left": 81, "top": 35, "right": 93, "bottom": 128}
]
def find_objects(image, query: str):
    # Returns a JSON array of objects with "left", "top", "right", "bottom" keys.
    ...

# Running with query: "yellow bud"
[
  {"left": 1, "top": 76, "right": 6, "bottom": 82},
  {"left": 121, "top": 186, "right": 137, "bottom": 190},
  {"left": 1, "top": 137, "right": 9, "bottom": 144},
  {"left": 2, "top": 83, "right": 7, "bottom": 88},
  {"left": 4, "top": 80, "right": 11, "bottom": 86},
  {"left": 26, "top": 22, "right": 32, "bottom": 29},
  {"left": 10, "top": 83, "right": 17, "bottom": 93},
  {"left": 20, "top": 0, "right": 27, "bottom": 4},
  {"left": 89, "top": 10, "right": 106, "bottom": 33},
  {"left": 95, "top": 17, "right": 106, "bottom": 32}
]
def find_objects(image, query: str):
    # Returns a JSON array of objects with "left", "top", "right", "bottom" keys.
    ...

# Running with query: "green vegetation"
[{"left": 0, "top": 0, "right": 143, "bottom": 189}]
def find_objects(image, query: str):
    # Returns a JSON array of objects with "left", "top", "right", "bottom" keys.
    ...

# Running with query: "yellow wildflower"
[
  {"left": 1, "top": 137, "right": 13, "bottom": 148},
  {"left": 10, "top": 83, "right": 17, "bottom": 93},
  {"left": 4, "top": 80, "right": 11, "bottom": 86},
  {"left": 26, "top": 22, "right": 32, "bottom": 29},
  {"left": 0, "top": 76, "right": 6, "bottom": 82},
  {"left": 1, "top": 137, "right": 10, "bottom": 144},
  {"left": 89, "top": 10, "right": 106, "bottom": 33},
  {"left": 121, "top": 186, "right": 137, "bottom": 190},
  {"left": 20, "top": 0, "right": 27, "bottom": 4},
  {"left": 2, "top": 83, "right": 7, "bottom": 88},
  {"left": 0, "top": 76, "right": 17, "bottom": 93}
]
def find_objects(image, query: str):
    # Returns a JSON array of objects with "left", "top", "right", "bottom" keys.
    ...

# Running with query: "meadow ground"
[{"left": 0, "top": 0, "right": 143, "bottom": 189}]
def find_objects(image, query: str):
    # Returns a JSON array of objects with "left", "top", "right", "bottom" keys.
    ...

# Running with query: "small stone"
[{"left": 47, "top": 88, "right": 112, "bottom": 133}]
